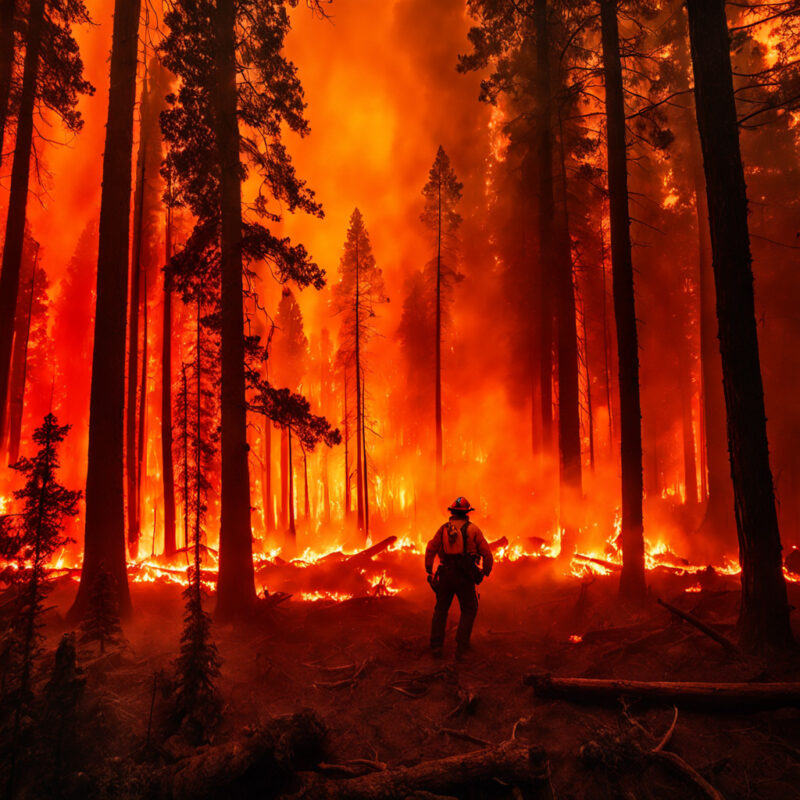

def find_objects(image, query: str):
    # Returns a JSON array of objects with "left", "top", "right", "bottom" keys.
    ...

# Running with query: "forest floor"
[{"left": 32, "top": 556, "right": 800, "bottom": 799}]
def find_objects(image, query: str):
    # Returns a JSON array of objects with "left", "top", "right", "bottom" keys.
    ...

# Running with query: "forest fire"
[{"left": 1, "top": 0, "right": 800, "bottom": 797}]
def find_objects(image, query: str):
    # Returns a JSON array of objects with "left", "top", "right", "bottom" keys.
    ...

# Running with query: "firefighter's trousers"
[{"left": 430, "top": 566, "right": 478, "bottom": 651}]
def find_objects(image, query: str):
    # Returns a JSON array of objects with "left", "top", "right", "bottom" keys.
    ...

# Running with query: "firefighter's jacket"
[{"left": 425, "top": 517, "right": 493, "bottom": 575}]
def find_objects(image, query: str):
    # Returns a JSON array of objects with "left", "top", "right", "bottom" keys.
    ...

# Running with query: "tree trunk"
[
  {"left": 281, "top": 425, "right": 289, "bottom": 530},
  {"left": 686, "top": 0, "right": 793, "bottom": 652},
  {"left": 361, "top": 374, "right": 370, "bottom": 539},
  {"left": 691, "top": 129, "right": 733, "bottom": 533},
  {"left": 301, "top": 741, "right": 548, "bottom": 800},
  {"left": 137, "top": 271, "right": 148, "bottom": 549},
  {"left": 0, "top": 0, "right": 46, "bottom": 451},
  {"left": 287, "top": 427, "right": 296, "bottom": 542},
  {"left": 524, "top": 673, "right": 800, "bottom": 709},
  {"left": 434, "top": 178, "right": 443, "bottom": 478},
  {"left": 303, "top": 446, "right": 310, "bottom": 519},
  {"left": 600, "top": 0, "right": 646, "bottom": 602},
  {"left": 69, "top": 0, "right": 140, "bottom": 621},
  {"left": 0, "top": 0, "right": 15, "bottom": 165},
  {"left": 6, "top": 244, "right": 36, "bottom": 464},
  {"left": 537, "top": 1, "right": 582, "bottom": 502},
  {"left": 679, "top": 320, "right": 698, "bottom": 506},
  {"left": 161, "top": 205, "right": 176, "bottom": 557},
  {"left": 182, "top": 365, "right": 189, "bottom": 550},
  {"left": 354, "top": 243, "right": 365, "bottom": 537},
  {"left": 343, "top": 374, "right": 351, "bottom": 520},
  {"left": 214, "top": 0, "right": 257, "bottom": 619},
  {"left": 600, "top": 208, "right": 614, "bottom": 452},
  {"left": 126, "top": 139, "right": 146, "bottom": 559}
]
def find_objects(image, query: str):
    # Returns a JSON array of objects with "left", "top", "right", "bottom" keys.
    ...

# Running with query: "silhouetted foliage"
[{"left": 78, "top": 563, "right": 123, "bottom": 655}]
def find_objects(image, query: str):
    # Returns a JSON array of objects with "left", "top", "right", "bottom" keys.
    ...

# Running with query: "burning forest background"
[{"left": 1, "top": 0, "right": 800, "bottom": 797}]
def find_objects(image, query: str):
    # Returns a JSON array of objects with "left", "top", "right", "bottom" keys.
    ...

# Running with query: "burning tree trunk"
[
  {"left": 126, "top": 138, "right": 147, "bottom": 559},
  {"left": 70, "top": 0, "right": 140, "bottom": 621},
  {"left": 534, "top": 0, "right": 582, "bottom": 509},
  {"left": 214, "top": 0, "right": 257, "bottom": 619},
  {"left": 599, "top": 0, "right": 646, "bottom": 602},
  {"left": 162, "top": 199, "right": 177, "bottom": 557},
  {"left": 6, "top": 240, "right": 38, "bottom": 464},
  {"left": 679, "top": 316, "right": 698, "bottom": 506},
  {"left": 0, "top": 0, "right": 15, "bottom": 163},
  {"left": 686, "top": 0, "right": 793, "bottom": 652},
  {"left": 691, "top": 132, "right": 732, "bottom": 533},
  {"left": 0, "top": 0, "right": 46, "bottom": 451},
  {"left": 287, "top": 427, "right": 296, "bottom": 542},
  {"left": 137, "top": 272, "right": 148, "bottom": 547},
  {"left": 281, "top": 426, "right": 289, "bottom": 531}
]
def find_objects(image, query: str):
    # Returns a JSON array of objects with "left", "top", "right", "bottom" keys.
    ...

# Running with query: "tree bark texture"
[{"left": 686, "top": 0, "right": 792, "bottom": 652}]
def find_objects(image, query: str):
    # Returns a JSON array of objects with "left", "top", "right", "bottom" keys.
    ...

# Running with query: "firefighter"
[{"left": 425, "top": 496, "right": 493, "bottom": 659}]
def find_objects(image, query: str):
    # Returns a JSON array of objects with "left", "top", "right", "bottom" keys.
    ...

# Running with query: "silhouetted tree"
[
  {"left": 70, "top": 0, "right": 141, "bottom": 622},
  {"left": 160, "top": 0, "right": 326, "bottom": 619},
  {"left": 78, "top": 563, "right": 123, "bottom": 655},
  {"left": 332, "top": 209, "right": 387, "bottom": 541},
  {"left": 421, "top": 146, "right": 463, "bottom": 478},
  {"left": 1, "top": 414, "right": 80, "bottom": 796},
  {"left": 0, "top": 0, "right": 93, "bottom": 453},
  {"left": 600, "top": 0, "right": 646, "bottom": 602},
  {"left": 686, "top": 0, "right": 793, "bottom": 652}
]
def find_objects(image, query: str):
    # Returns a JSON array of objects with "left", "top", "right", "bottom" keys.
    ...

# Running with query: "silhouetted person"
[{"left": 425, "top": 496, "right": 493, "bottom": 659}]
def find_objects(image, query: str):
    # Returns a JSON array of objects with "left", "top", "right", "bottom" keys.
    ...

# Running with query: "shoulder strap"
[{"left": 460, "top": 521, "right": 470, "bottom": 554}]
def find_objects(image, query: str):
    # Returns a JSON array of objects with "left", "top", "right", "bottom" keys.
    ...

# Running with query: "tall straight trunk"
[
  {"left": 0, "top": 0, "right": 15, "bottom": 164},
  {"left": 70, "top": 0, "right": 140, "bottom": 620},
  {"left": 686, "top": 0, "right": 793, "bottom": 652},
  {"left": 580, "top": 295, "right": 595, "bottom": 472},
  {"left": 0, "top": 0, "right": 46, "bottom": 449},
  {"left": 691, "top": 133, "right": 732, "bottom": 530},
  {"left": 599, "top": 0, "right": 645, "bottom": 602},
  {"left": 434, "top": 178, "right": 443, "bottom": 476},
  {"left": 287, "top": 427, "right": 296, "bottom": 539},
  {"left": 194, "top": 300, "right": 202, "bottom": 552},
  {"left": 302, "top": 446, "right": 310, "bottom": 519},
  {"left": 361, "top": 373, "right": 370, "bottom": 539},
  {"left": 354, "top": 241, "right": 365, "bottom": 536},
  {"left": 6, "top": 246, "right": 36, "bottom": 465},
  {"left": 214, "top": 0, "right": 257, "bottom": 618},
  {"left": 343, "top": 374, "right": 351, "bottom": 519},
  {"left": 182, "top": 364, "right": 189, "bottom": 550},
  {"left": 679, "top": 322, "right": 698, "bottom": 505},
  {"left": 260, "top": 359, "right": 273, "bottom": 534},
  {"left": 600, "top": 206, "right": 614, "bottom": 451},
  {"left": 161, "top": 204, "right": 176, "bottom": 556},
  {"left": 126, "top": 141, "right": 147, "bottom": 559},
  {"left": 281, "top": 426, "right": 289, "bottom": 529},
  {"left": 136, "top": 271, "right": 148, "bottom": 550},
  {"left": 543, "top": 14, "right": 582, "bottom": 498},
  {"left": 323, "top": 448, "right": 330, "bottom": 523}
]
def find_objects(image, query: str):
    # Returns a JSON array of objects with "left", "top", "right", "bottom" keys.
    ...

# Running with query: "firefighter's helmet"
[{"left": 448, "top": 496, "right": 475, "bottom": 514}]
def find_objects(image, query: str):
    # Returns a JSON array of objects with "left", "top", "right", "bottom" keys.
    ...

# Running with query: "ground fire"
[{"left": 0, "top": 0, "right": 799, "bottom": 797}]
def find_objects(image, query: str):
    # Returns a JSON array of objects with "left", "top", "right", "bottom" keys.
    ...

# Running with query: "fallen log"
[
  {"left": 573, "top": 554, "right": 622, "bottom": 572},
  {"left": 297, "top": 740, "right": 550, "bottom": 800},
  {"left": 657, "top": 598, "right": 738, "bottom": 654},
  {"left": 345, "top": 536, "right": 398, "bottom": 566},
  {"left": 524, "top": 673, "right": 800, "bottom": 710},
  {"left": 488, "top": 536, "right": 508, "bottom": 551},
  {"left": 154, "top": 709, "right": 326, "bottom": 800}
]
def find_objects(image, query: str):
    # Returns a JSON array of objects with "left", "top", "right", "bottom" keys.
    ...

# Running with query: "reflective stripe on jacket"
[{"left": 425, "top": 516, "right": 493, "bottom": 574}]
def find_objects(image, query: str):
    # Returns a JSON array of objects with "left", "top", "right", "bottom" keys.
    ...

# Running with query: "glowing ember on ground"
[{"left": 568, "top": 634, "right": 583, "bottom": 643}]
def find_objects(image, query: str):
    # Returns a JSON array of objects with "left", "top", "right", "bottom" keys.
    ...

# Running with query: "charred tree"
[
  {"left": 333, "top": 209, "right": 387, "bottom": 541},
  {"left": 213, "top": 0, "right": 257, "bottom": 619},
  {"left": 126, "top": 135, "right": 147, "bottom": 559},
  {"left": 70, "top": 0, "right": 140, "bottom": 621},
  {"left": 420, "top": 146, "right": 463, "bottom": 480},
  {"left": 0, "top": 0, "right": 47, "bottom": 447},
  {"left": 0, "top": 0, "right": 15, "bottom": 162},
  {"left": 600, "top": 0, "right": 646, "bottom": 601},
  {"left": 686, "top": 0, "right": 793, "bottom": 652},
  {"left": 0, "top": 0, "right": 92, "bottom": 455},
  {"left": 535, "top": 0, "right": 582, "bottom": 505},
  {"left": 162, "top": 194, "right": 177, "bottom": 557}
]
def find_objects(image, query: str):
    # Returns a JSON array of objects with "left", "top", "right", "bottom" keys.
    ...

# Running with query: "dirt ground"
[{"left": 34, "top": 556, "right": 800, "bottom": 799}]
